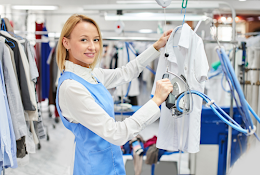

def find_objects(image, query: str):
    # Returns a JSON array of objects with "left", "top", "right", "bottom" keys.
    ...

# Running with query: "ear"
[{"left": 62, "top": 37, "right": 70, "bottom": 50}]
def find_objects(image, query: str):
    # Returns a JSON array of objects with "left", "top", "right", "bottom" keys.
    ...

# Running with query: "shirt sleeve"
[
  {"left": 93, "top": 45, "right": 160, "bottom": 89},
  {"left": 59, "top": 80, "right": 161, "bottom": 146},
  {"left": 194, "top": 40, "right": 209, "bottom": 83}
]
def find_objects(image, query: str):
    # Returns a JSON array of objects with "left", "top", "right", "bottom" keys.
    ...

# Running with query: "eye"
[
  {"left": 81, "top": 39, "right": 87, "bottom": 42},
  {"left": 94, "top": 38, "right": 100, "bottom": 42}
]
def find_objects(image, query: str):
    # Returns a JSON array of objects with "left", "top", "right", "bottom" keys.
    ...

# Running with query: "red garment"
[
  {"left": 55, "top": 106, "right": 59, "bottom": 118},
  {"left": 35, "top": 22, "right": 43, "bottom": 39},
  {"left": 144, "top": 135, "right": 157, "bottom": 148},
  {"left": 35, "top": 22, "right": 44, "bottom": 101}
]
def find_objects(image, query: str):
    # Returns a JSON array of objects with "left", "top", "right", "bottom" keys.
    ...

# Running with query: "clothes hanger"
[
  {"left": 172, "top": 0, "right": 188, "bottom": 48},
  {"left": 0, "top": 18, "right": 15, "bottom": 48}
]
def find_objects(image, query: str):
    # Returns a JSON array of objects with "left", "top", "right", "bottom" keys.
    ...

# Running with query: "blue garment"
[
  {"left": 41, "top": 25, "right": 51, "bottom": 100},
  {"left": 56, "top": 71, "right": 126, "bottom": 175},
  {"left": 0, "top": 61, "right": 17, "bottom": 172}
]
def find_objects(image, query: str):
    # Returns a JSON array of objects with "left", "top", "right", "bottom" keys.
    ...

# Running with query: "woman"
[{"left": 56, "top": 14, "right": 173, "bottom": 175}]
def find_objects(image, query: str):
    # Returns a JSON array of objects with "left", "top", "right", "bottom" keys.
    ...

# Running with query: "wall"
[{"left": 246, "top": 21, "right": 260, "bottom": 33}]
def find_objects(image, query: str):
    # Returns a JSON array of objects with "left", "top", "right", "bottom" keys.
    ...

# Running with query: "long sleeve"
[
  {"left": 93, "top": 45, "right": 160, "bottom": 89},
  {"left": 0, "top": 41, "right": 27, "bottom": 140},
  {"left": 59, "top": 79, "right": 160, "bottom": 146}
]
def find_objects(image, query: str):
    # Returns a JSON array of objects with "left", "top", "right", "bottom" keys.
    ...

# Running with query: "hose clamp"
[{"left": 248, "top": 125, "right": 256, "bottom": 135}]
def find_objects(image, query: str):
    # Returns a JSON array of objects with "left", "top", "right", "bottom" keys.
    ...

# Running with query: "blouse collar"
[{"left": 65, "top": 60, "right": 96, "bottom": 82}]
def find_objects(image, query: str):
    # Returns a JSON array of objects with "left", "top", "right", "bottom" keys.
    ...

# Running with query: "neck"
[{"left": 68, "top": 57, "right": 90, "bottom": 68}]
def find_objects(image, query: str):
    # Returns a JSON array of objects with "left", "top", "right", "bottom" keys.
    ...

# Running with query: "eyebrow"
[{"left": 80, "top": 35, "right": 100, "bottom": 38}]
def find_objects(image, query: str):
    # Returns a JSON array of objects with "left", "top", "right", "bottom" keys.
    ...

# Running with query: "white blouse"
[{"left": 59, "top": 45, "right": 161, "bottom": 146}]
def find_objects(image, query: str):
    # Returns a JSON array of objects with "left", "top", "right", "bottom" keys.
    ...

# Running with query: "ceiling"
[{"left": 0, "top": 0, "right": 260, "bottom": 14}]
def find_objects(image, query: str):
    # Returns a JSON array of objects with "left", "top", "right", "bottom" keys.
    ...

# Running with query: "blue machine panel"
[{"left": 201, "top": 106, "right": 247, "bottom": 175}]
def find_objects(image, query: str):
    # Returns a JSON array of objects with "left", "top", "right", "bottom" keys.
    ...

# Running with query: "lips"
[{"left": 85, "top": 53, "right": 95, "bottom": 58}]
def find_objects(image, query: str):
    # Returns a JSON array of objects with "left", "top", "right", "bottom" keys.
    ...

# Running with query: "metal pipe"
[
  {"left": 219, "top": 2, "right": 236, "bottom": 175},
  {"left": 203, "top": 39, "right": 238, "bottom": 44}
]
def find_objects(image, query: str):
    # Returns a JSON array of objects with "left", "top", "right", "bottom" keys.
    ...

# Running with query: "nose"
[{"left": 88, "top": 41, "right": 95, "bottom": 51}]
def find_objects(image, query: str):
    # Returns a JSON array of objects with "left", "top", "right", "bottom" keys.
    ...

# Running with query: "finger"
[
  {"left": 160, "top": 79, "right": 171, "bottom": 82},
  {"left": 164, "top": 29, "right": 173, "bottom": 36},
  {"left": 166, "top": 34, "right": 171, "bottom": 40}
]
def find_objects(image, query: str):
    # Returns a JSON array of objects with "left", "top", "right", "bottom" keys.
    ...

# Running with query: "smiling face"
[{"left": 63, "top": 21, "right": 100, "bottom": 68}]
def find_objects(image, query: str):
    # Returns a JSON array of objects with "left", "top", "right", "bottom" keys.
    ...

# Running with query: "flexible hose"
[
  {"left": 218, "top": 48, "right": 254, "bottom": 130},
  {"left": 125, "top": 42, "right": 156, "bottom": 75},
  {"left": 176, "top": 90, "right": 249, "bottom": 134}
]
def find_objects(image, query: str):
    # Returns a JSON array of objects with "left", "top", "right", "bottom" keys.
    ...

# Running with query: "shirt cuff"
[
  {"left": 136, "top": 45, "right": 160, "bottom": 68},
  {"left": 131, "top": 99, "right": 160, "bottom": 130}
]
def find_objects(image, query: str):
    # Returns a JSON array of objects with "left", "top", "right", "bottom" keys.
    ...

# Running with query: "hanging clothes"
[
  {"left": 47, "top": 43, "right": 58, "bottom": 106},
  {"left": 3, "top": 18, "right": 14, "bottom": 36},
  {"left": 116, "top": 43, "right": 140, "bottom": 98},
  {"left": 152, "top": 23, "right": 209, "bottom": 153},
  {"left": 35, "top": 22, "right": 43, "bottom": 101},
  {"left": 0, "top": 40, "right": 27, "bottom": 140},
  {"left": 0, "top": 60, "right": 18, "bottom": 172},
  {"left": 41, "top": 25, "right": 51, "bottom": 100},
  {"left": 0, "top": 32, "right": 36, "bottom": 111}
]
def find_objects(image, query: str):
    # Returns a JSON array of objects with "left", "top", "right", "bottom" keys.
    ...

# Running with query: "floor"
[
  {"left": 4, "top": 99, "right": 190, "bottom": 175},
  {"left": 5, "top": 100, "right": 75, "bottom": 175}
]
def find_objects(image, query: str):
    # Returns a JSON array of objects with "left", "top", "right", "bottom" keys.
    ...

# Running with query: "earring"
[{"left": 66, "top": 48, "right": 68, "bottom": 51}]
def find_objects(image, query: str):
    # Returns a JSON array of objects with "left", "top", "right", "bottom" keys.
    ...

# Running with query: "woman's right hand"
[{"left": 152, "top": 79, "right": 173, "bottom": 106}]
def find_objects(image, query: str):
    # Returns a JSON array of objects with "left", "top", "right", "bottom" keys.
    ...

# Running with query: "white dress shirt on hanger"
[{"left": 152, "top": 23, "right": 209, "bottom": 153}]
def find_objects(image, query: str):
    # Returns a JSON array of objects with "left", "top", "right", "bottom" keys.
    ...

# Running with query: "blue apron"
[{"left": 56, "top": 71, "right": 126, "bottom": 175}]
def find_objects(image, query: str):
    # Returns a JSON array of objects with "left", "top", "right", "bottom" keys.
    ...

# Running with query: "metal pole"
[
  {"left": 221, "top": 2, "right": 236, "bottom": 175},
  {"left": 2, "top": 166, "right": 5, "bottom": 175}
]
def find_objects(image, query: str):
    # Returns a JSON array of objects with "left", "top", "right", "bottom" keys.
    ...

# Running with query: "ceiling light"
[
  {"left": 105, "top": 13, "right": 208, "bottom": 21},
  {"left": 238, "top": 0, "right": 246, "bottom": 1},
  {"left": 227, "top": 17, "right": 232, "bottom": 22},
  {"left": 12, "top": 5, "right": 58, "bottom": 10},
  {"left": 139, "top": 29, "right": 154, "bottom": 33},
  {"left": 117, "top": 1, "right": 155, "bottom": 4},
  {"left": 221, "top": 16, "right": 226, "bottom": 22}
]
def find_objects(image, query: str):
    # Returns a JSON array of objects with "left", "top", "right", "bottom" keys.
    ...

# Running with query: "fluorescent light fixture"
[
  {"left": 12, "top": 5, "right": 58, "bottom": 10},
  {"left": 105, "top": 13, "right": 208, "bottom": 21},
  {"left": 83, "top": 10, "right": 100, "bottom": 14},
  {"left": 117, "top": 1, "right": 155, "bottom": 4},
  {"left": 139, "top": 29, "right": 154, "bottom": 33},
  {"left": 238, "top": 0, "right": 246, "bottom": 1}
]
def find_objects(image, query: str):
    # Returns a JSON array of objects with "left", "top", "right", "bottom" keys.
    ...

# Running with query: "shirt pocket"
[{"left": 89, "top": 146, "right": 115, "bottom": 175}]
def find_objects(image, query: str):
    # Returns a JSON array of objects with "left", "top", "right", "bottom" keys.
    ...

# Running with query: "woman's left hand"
[{"left": 153, "top": 29, "right": 173, "bottom": 51}]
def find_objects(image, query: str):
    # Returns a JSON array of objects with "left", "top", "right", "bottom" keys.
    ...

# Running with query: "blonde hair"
[{"left": 56, "top": 14, "right": 103, "bottom": 71}]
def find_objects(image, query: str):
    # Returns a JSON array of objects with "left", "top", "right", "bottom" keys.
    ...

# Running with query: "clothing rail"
[
  {"left": 238, "top": 32, "right": 260, "bottom": 36},
  {"left": 203, "top": 39, "right": 238, "bottom": 45},
  {"left": 15, "top": 30, "right": 158, "bottom": 35},
  {"left": 103, "top": 37, "right": 157, "bottom": 42},
  {"left": 28, "top": 37, "right": 158, "bottom": 43},
  {"left": 30, "top": 37, "right": 240, "bottom": 44}
]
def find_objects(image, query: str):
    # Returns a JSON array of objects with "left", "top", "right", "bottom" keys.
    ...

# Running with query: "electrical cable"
[{"left": 124, "top": 42, "right": 131, "bottom": 97}]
